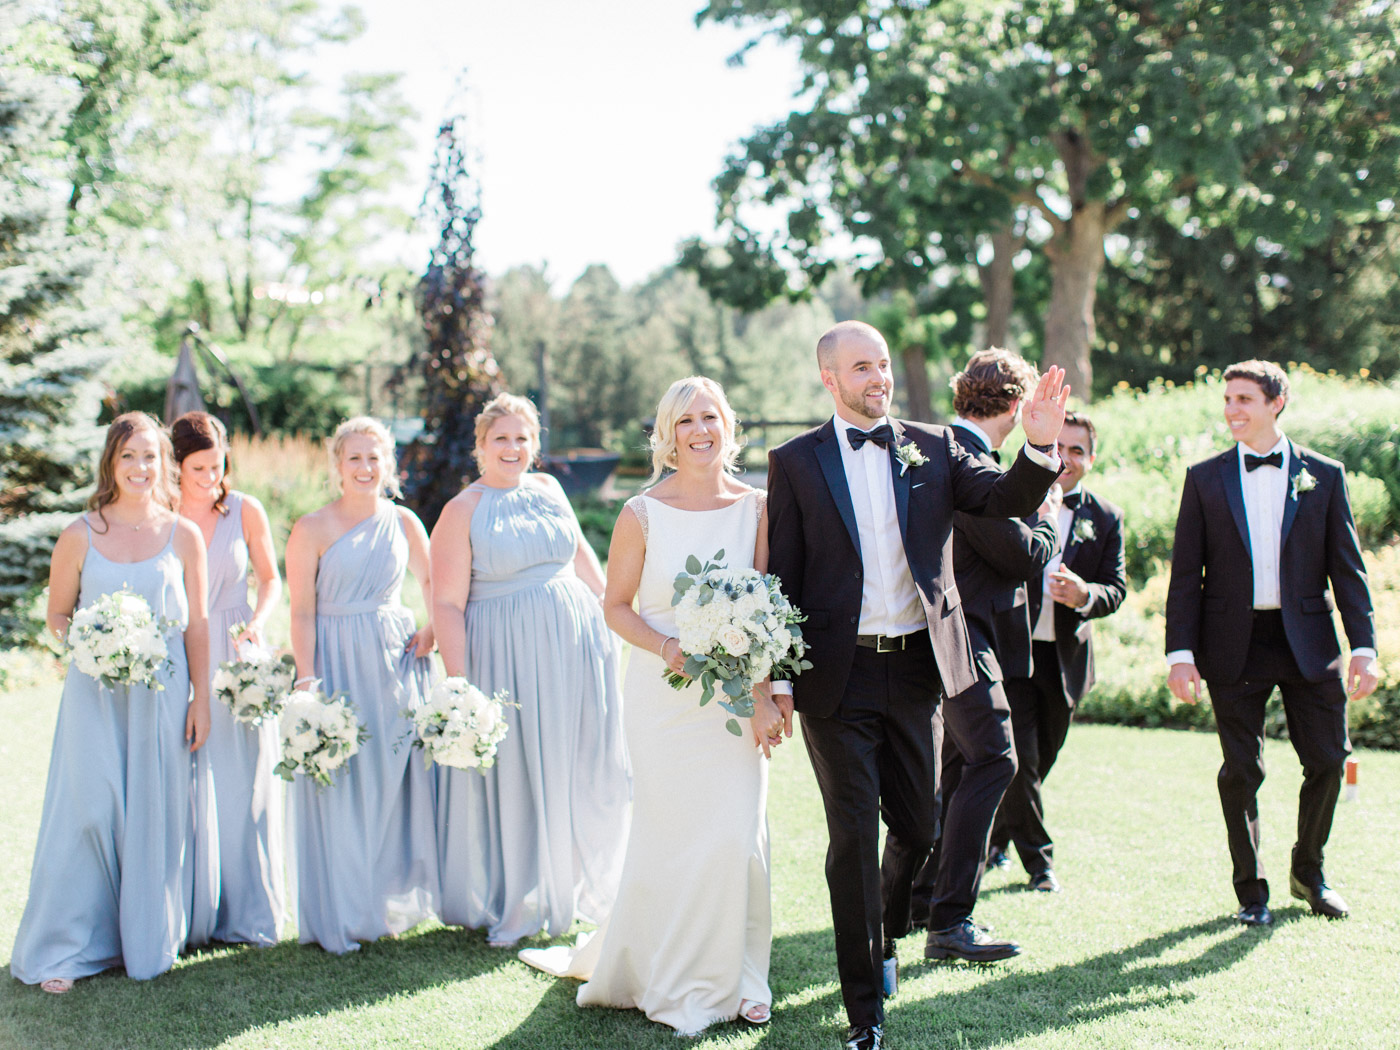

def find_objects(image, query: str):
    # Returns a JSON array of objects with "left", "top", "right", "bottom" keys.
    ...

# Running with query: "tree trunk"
[
  {"left": 1042, "top": 199, "right": 1107, "bottom": 401},
  {"left": 978, "top": 226, "right": 1020, "bottom": 349},
  {"left": 901, "top": 342, "right": 933, "bottom": 422}
]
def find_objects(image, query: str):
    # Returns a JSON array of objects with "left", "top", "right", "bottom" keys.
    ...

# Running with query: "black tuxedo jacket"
[
  {"left": 767, "top": 417, "right": 1059, "bottom": 717},
  {"left": 1025, "top": 488, "right": 1127, "bottom": 704},
  {"left": 1165, "top": 440, "right": 1375, "bottom": 685},
  {"left": 949, "top": 425, "right": 1059, "bottom": 684}
]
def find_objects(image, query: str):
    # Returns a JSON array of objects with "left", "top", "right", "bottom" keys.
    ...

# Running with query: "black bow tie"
[
  {"left": 1062, "top": 493, "right": 1082, "bottom": 510},
  {"left": 989, "top": 449, "right": 1002, "bottom": 465},
  {"left": 1244, "top": 451, "right": 1283, "bottom": 472},
  {"left": 848, "top": 423, "right": 895, "bottom": 451}
]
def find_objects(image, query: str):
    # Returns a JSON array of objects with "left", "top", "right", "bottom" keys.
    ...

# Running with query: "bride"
[{"left": 520, "top": 375, "right": 787, "bottom": 1035}]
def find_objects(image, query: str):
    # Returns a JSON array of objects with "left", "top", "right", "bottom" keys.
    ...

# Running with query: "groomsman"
[
  {"left": 988, "top": 410, "right": 1127, "bottom": 892},
  {"left": 1166, "top": 360, "right": 1378, "bottom": 925},
  {"left": 767, "top": 322, "right": 1066, "bottom": 1050},
  {"left": 905, "top": 349, "right": 1059, "bottom": 936}
]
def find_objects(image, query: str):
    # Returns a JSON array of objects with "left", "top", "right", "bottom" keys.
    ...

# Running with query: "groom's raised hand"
[{"left": 1021, "top": 365, "right": 1070, "bottom": 448}]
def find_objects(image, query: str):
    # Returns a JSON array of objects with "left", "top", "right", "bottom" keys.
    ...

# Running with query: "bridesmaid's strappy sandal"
[
  {"left": 739, "top": 999, "right": 771, "bottom": 1025},
  {"left": 40, "top": 979, "right": 73, "bottom": 995}
]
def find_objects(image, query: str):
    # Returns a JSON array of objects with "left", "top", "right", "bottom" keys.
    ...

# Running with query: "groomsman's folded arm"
[{"left": 957, "top": 511, "right": 1058, "bottom": 582}]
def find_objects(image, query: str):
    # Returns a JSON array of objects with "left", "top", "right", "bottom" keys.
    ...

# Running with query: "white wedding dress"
[{"left": 520, "top": 489, "right": 772, "bottom": 1035}]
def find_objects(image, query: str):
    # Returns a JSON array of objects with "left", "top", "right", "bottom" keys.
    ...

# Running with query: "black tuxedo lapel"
[
  {"left": 890, "top": 419, "right": 911, "bottom": 544},
  {"left": 1219, "top": 452, "right": 1252, "bottom": 554},
  {"left": 815, "top": 421, "right": 861, "bottom": 555},
  {"left": 1280, "top": 439, "right": 1305, "bottom": 548}
]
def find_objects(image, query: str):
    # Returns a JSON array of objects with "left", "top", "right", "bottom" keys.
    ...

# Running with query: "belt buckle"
[{"left": 876, "top": 633, "right": 903, "bottom": 653}]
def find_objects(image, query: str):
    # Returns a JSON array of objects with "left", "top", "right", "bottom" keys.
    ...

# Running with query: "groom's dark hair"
[{"left": 1224, "top": 359, "right": 1290, "bottom": 416}]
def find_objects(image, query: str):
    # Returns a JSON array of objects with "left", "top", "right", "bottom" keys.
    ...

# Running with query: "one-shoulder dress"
[
  {"left": 291, "top": 502, "right": 440, "bottom": 953},
  {"left": 436, "top": 481, "right": 630, "bottom": 945},
  {"left": 521, "top": 490, "right": 772, "bottom": 1035},
  {"left": 10, "top": 519, "right": 219, "bottom": 984},
  {"left": 203, "top": 491, "right": 285, "bottom": 945}
]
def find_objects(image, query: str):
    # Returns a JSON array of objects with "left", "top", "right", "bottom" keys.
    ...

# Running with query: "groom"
[{"left": 767, "top": 321, "right": 1066, "bottom": 1050}]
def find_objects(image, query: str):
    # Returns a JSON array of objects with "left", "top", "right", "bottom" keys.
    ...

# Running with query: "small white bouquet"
[
  {"left": 668, "top": 549, "right": 813, "bottom": 735},
  {"left": 68, "top": 588, "right": 171, "bottom": 688},
  {"left": 407, "top": 676, "right": 513, "bottom": 771},
  {"left": 275, "top": 685, "right": 368, "bottom": 787},
  {"left": 213, "top": 631, "right": 297, "bottom": 726}
]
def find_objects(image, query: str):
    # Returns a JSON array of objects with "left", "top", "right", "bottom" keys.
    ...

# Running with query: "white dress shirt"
[
  {"left": 1166, "top": 434, "right": 1374, "bottom": 667},
  {"left": 1032, "top": 484, "right": 1079, "bottom": 642},
  {"left": 836, "top": 415, "right": 927, "bottom": 637}
]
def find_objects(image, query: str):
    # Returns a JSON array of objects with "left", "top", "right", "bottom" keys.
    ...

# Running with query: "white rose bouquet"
[
  {"left": 668, "top": 549, "right": 813, "bottom": 736},
  {"left": 275, "top": 685, "right": 368, "bottom": 787},
  {"left": 68, "top": 588, "right": 172, "bottom": 688},
  {"left": 213, "top": 633, "right": 297, "bottom": 726},
  {"left": 406, "top": 676, "right": 513, "bottom": 771}
]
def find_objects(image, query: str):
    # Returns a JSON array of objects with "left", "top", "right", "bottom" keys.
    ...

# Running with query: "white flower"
[
  {"left": 1292, "top": 467, "right": 1318, "bottom": 501},
  {"left": 718, "top": 625, "right": 751, "bottom": 656},
  {"left": 1072, "top": 518, "right": 1096, "bottom": 544},
  {"left": 894, "top": 441, "right": 929, "bottom": 476}
]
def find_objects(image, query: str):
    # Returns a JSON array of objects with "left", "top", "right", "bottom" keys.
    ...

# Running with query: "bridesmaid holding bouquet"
[
  {"left": 10, "top": 412, "right": 218, "bottom": 992},
  {"left": 172, "top": 411, "right": 285, "bottom": 945},
  {"left": 284, "top": 416, "right": 440, "bottom": 953}
]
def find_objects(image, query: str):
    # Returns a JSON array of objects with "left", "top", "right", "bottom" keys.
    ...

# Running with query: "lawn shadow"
[
  {"left": 884, "top": 911, "right": 1302, "bottom": 1046},
  {"left": 1, "top": 924, "right": 517, "bottom": 1050}
]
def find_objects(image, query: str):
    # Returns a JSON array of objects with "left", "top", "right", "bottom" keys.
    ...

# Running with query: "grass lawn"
[{"left": 2, "top": 679, "right": 1399, "bottom": 1050}]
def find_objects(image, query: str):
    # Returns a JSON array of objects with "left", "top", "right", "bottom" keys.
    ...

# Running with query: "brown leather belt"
[{"left": 855, "top": 629, "right": 927, "bottom": 652}]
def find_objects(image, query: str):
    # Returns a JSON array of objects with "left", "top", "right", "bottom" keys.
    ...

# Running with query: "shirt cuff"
[
  {"left": 1351, "top": 648, "right": 1377, "bottom": 661},
  {"left": 1165, "top": 650, "right": 1196, "bottom": 668},
  {"left": 770, "top": 680, "right": 793, "bottom": 696},
  {"left": 1022, "top": 444, "right": 1060, "bottom": 471}
]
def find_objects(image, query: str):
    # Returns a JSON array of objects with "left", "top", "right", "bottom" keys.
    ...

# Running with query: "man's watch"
[{"left": 1026, "top": 440, "right": 1055, "bottom": 455}]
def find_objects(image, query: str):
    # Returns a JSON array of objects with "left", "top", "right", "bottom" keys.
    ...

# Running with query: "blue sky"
[{"left": 321, "top": 0, "right": 804, "bottom": 287}]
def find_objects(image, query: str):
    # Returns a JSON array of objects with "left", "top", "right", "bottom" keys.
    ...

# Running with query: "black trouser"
[
  {"left": 990, "top": 640, "right": 1074, "bottom": 876},
  {"left": 1207, "top": 610, "right": 1350, "bottom": 906},
  {"left": 800, "top": 635, "right": 940, "bottom": 1030},
  {"left": 905, "top": 676, "right": 1016, "bottom": 931}
]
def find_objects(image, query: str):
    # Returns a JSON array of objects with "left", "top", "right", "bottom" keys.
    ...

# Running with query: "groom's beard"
[{"left": 835, "top": 376, "right": 892, "bottom": 423}]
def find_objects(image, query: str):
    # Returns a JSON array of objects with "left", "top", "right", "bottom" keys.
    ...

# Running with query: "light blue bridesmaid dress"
[
  {"left": 204, "top": 491, "right": 285, "bottom": 945},
  {"left": 436, "top": 481, "right": 630, "bottom": 945},
  {"left": 10, "top": 518, "right": 219, "bottom": 984},
  {"left": 291, "top": 501, "right": 439, "bottom": 954}
]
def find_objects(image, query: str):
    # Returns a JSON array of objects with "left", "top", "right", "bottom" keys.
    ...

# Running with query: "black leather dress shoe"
[
  {"left": 1029, "top": 870, "right": 1061, "bottom": 893},
  {"left": 985, "top": 845, "right": 1011, "bottom": 872},
  {"left": 1236, "top": 902, "right": 1273, "bottom": 926},
  {"left": 845, "top": 1023, "right": 883, "bottom": 1049},
  {"left": 1290, "top": 873, "right": 1350, "bottom": 918},
  {"left": 925, "top": 918, "right": 1021, "bottom": 962}
]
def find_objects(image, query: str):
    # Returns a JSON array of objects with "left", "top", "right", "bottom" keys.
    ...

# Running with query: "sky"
[{"left": 318, "top": 0, "right": 806, "bottom": 288}]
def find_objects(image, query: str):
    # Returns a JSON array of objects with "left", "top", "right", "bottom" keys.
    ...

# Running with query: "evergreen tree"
[
  {"left": 0, "top": 1, "right": 113, "bottom": 641},
  {"left": 395, "top": 110, "right": 503, "bottom": 531}
]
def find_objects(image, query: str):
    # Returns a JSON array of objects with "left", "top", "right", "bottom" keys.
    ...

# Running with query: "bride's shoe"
[
  {"left": 739, "top": 999, "right": 771, "bottom": 1025},
  {"left": 40, "top": 979, "right": 73, "bottom": 995}
]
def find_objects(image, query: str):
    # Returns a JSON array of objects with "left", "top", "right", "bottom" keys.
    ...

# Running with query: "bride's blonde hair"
[{"left": 647, "top": 376, "right": 743, "bottom": 486}]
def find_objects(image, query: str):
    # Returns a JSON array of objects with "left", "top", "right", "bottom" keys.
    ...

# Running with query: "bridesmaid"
[
  {"left": 284, "top": 416, "right": 439, "bottom": 953},
  {"left": 430, "top": 393, "right": 629, "bottom": 947},
  {"left": 11, "top": 412, "right": 219, "bottom": 992},
  {"left": 172, "top": 412, "right": 285, "bottom": 945}
]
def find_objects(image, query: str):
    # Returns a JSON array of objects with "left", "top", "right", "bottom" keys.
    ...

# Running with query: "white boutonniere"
[
  {"left": 894, "top": 441, "right": 928, "bottom": 477},
  {"left": 1072, "top": 518, "right": 1096, "bottom": 544},
  {"left": 1291, "top": 467, "right": 1317, "bottom": 501}
]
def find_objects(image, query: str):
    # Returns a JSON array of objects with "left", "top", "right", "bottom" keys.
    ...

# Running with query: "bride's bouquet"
[
  {"left": 212, "top": 630, "right": 297, "bottom": 726},
  {"left": 668, "top": 549, "right": 812, "bottom": 735},
  {"left": 275, "top": 684, "right": 368, "bottom": 787},
  {"left": 68, "top": 588, "right": 171, "bottom": 688},
  {"left": 406, "top": 676, "right": 513, "bottom": 771}
]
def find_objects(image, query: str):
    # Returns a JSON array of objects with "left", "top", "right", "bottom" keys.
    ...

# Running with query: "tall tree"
[
  {"left": 396, "top": 111, "right": 503, "bottom": 531},
  {"left": 689, "top": 0, "right": 1400, "bottom": 396},
  {"left": 0, "top": 2, "right": 113, "bottom": 640}
]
